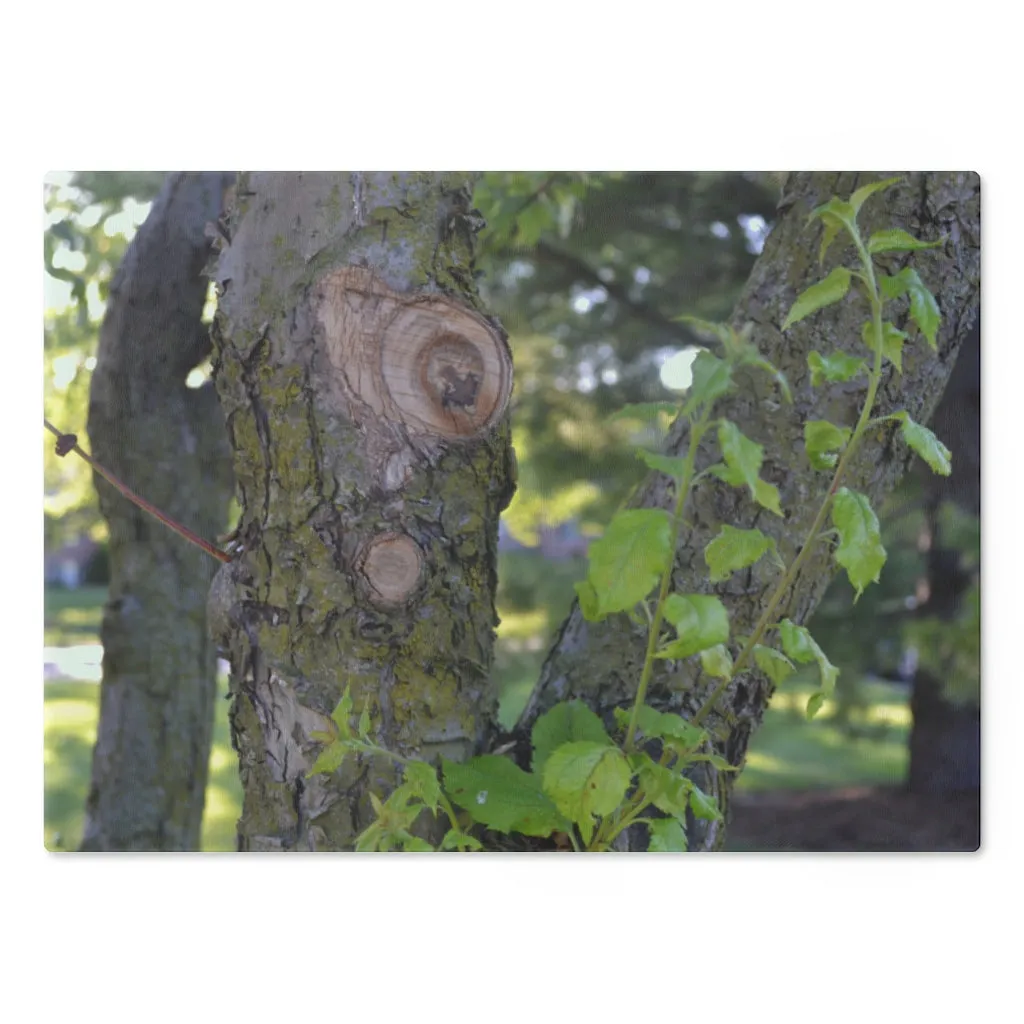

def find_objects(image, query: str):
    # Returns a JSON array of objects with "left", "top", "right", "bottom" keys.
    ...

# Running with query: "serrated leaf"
[
  {"left": 609, "top": 401, "right": 679, "bottom": 424},
  {"left": 700, "top": 644, "right": 734, "bottom": 680},
  {"left": 682, "top": 351, "right": 733, "bottom": 414},
  {"left": 398, "top": 835, "right": 435, "bottom": 852},
  {"left": 807, "top": 350, "right": 866, "bottom": 387},
  {"left": 443, "top": 755, "right": 566, "bottom": 837},
  {"left": 806, "top": 692, "right": 826, "bottom": 720},
  {"left": 779, "top": 620, "right": 839, "bottom": 695},
  {"left": 704, "top": 525, "right": 775, "bottom": 583},
  {"left": 861, "top": 321, "right": 909, "bottom": 372},
  {"left": 307, "top": 741, "right": 346, "bottom": 777},
  {"left": 574, "top": 579, "right": 601, "bottom": 621},
  {"left": 818, "top": 217, "right": 844, "bottom": 266},
  {"left": 848, "top": 177, "right": 902, "bottom": 215},
  {"left": 807, "top": 198, "right": 856, "bottom": 230},
  {"left": 439, "top": 828, "right": 483, "bottom": 851},
  {"left": 867, "top": 228, "right": 943, "bottom": 255},
  {"left": 648, "top": 818, "right": 688, "bottom": 852},
  {"left": 542, "top": 741, "right": 632, "bottom": 827},
  {"left": 627, "top": 703, "right": 706, "bottom": 748},
  {"left": 753, "top": 644, "right": 795, "bottom": 685},
  {"left": 804, "top": 420, "right": 851, "bottom": 471},
  {"left": 403, "top": 760, "right": 441, "bottom": 814},
  {"left": 753, "top": 477, "right": 784, "bottom": 517},
  {"left": 879, "top": 268, "right": 941, "bottom": 348},
  {"left": 718, "top": 420, "right": 763, "bottom": 488},
  {"left": 674, "top": 315, "right": 733, "bottom": 348},
  {"left": 637, "top": 448, "right": 689, "bottom": 480},
  {"left": 331, "top": 686, "right": 354, "bottom": 738},
  {"left": 531, "top": 700, "right": 612, "bottom": 774},
  {"left": 637, "top": 760, "right": 692, "bottom": 817},
  {"left": 658, "top": 593, "right": 730, "bottom": 659},
  {"left": 895, "top": 413, "right": 952, "bottom": 476},
  {"left": 582, "top": 509, "right": 672, "bottom": 618},
  {"left": 782, "top": 267, "right": 852, "bottom": 331},
  {"left": 357, "top": 701, "right": 371, "bottom": 739},
  {"left": 688, "top": 785, "right": 722, "bottom": 822},
  {"left": 832, "top": 488, "right": 887, "bottom": 600}
]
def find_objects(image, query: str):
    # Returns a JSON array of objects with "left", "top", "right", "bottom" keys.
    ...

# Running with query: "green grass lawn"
[{"left": 44, "top": 574, "right": 910, "bottom": 850}]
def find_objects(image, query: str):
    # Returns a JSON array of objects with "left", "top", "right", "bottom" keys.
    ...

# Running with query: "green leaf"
[
  {"left": 817, "top": 217, "right": 844, "bottom": 266},
  {"left": 878, "top": 268, "right": 941, "bottom": 348},
  {"left": 647, "top": 818, "right": 688, "bottom": 852},
  {"left": 700, "top": 644, "right": 734, "bottom": 680},
  {"left": 688, "top": 785, "right": 723, "bottom": 822},
  {"left": 861, "top": 321, "right": 909, "bottom": 372},
  {"left": 636, "top": 449, "right": 689, "bottom": 480},
  {"left": 574, "top": 579, "right": 601, "bottom": 621},
  {"left": 682, "top": 351, "right": 733, "bottom": 414},
  {"left": 807, "top": 198, "right": 856, "bottom": 231},
  {"left": 739, "top": 352, "right": 793, "bottom": 404},
  {"left": 804, "top": 420, "right": 851, "bottom": 471},
  {"left": 403, "top": 760, "right": 441, "bottom": 814},
  {"left": 832, "top": 488, "right": 887, "bottom": 600},
  {"left": 674, "top": 315, "right": 734, "bottom": 348},
  {"left": 439, "top": 828, "right": 483, "bottom": 851},
  {"left": 658, "top": 593, "right": 730, "bottom": 659},
  {"left": 357, "top": 700, "right": 371, "bottom": 739},
  {"left": 619, "top": 704, "right": 706, "bottom": 749},
  {"left": 807, "top": 350, "right": 866, "bottom": 387},
  {"left": 581, "top": 509, "right": 672, "bottom": 619},
  {"left": 779, "top": 620, "right": 839, "bottom": 695},
  {"left": 753, "top": 644, "right": 795, "bottom": 686},
  {"left": 331, "top": 686, "right": 354, "bottom": 738},
  {"left": 782, "top": 267, "right": 852, "bottom": 331},
  {"left": 848, "top": 177, "right": 901, "bottom": 215},
  {"left": 806, "top": 692, "right": 826, "bottom": 720},
  {"left": 716, "top": 421, "right": 783, "bottom": 516},
  {"left": 636, "top": 760, "right": 692, "bottom": 817},
  {"left": 307, "top": 741, "right": 346, "bottom": 777},
  {"left": 687, "top": 752, "right": 740, "bottom": 772},
  {"left": 542, "top": 741, "right": 632, "bottom": 829},
  {"left": 398, "top": 835, "right": 435, "bottom": 853},
  {"left": 442, "top": 755, "right": 566, "bottom": 837},
  {"left": 531, "top": 700, "right": 612, "bottom": 774},
  {"left": 894, "top": 412, "right": 952, "bottom": 476},
  {"left": 609, "top": 402, "right": 679, "bottom": 424},
  {"left": 867, "top": 228, "right": 943, "bottom": 255},
  {"left": 704, "top": 525, "right": 775, "bottom": 583}
]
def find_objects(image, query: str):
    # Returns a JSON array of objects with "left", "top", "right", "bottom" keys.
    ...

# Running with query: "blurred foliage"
[
  {"left": 43, "top": 172, "right": 164, "bottom": 550},
  {"left": 474, "top": 172, "right": 778, "bottom": 540}
]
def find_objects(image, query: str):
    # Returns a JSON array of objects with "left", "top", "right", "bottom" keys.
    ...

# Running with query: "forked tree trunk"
[
  {"left": 512, "top": 172, "right": 980, "bottom": 850},
  {"left": 208, "top": 173, "right": 515, "bottom": 850},
  {"left": 212, "top": 171, "right": 979, "bottom": 852},
  {"left": 83, "top": 172, "right": 234, "bottom": 851}
]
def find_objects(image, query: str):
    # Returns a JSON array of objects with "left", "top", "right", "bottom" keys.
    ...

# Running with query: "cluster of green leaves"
[{"left": 312, "top": 178, "right": 953, "bottom": 852}]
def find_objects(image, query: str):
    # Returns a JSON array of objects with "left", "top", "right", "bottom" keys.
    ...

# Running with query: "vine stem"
[
  {"left": 692, "top": 232, "right": 886, "bottom": 727},
  {"left": 44, "top": 418, "right": 230, "bottom": 564},
  {"left": 624, "top": 405, "right": 712, "bottom": 751}
]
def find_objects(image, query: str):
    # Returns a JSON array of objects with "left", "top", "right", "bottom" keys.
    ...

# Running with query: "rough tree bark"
[
  {"left": 208, "top": 173, "right": 515, "bottom": 851},
  {"left": 510, "top": 172, "right": 980, "bottom": 849},
  {"left": 211, "top": 171, "right": 978, "bottom": 852},
  {"left": 83, "top": 172, "right": 235, "bottom": 851}
]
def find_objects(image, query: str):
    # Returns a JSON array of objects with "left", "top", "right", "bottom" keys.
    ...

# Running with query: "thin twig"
[{"left": 44, "top": 418, "right": 230, "bottom": 564}]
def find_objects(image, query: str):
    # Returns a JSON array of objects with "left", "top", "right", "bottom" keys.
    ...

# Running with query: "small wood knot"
[{"left": 55, "top": 433, "right": 77, "bottom": 457}]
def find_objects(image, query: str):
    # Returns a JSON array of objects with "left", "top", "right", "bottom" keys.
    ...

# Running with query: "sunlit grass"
[{"left": 44, "top": 676, "right": 243, "bottom": 852}]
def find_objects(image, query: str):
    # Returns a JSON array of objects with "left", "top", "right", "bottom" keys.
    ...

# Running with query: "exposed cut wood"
[
  {"left": 359, "top": 532, "right": 424, "bottom": 605},
  {"left": 314, "top": 267, "right": 512, "bottom": 440}
]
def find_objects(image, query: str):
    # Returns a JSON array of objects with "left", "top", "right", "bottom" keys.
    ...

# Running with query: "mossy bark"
[
  {"left": 83, "top": 172, "right": 235, "bottom": 851},
  {"left": 510, "top": 172, "right": 980, "bottom": 850},
  {"left": 209, "top": 173, "right": 515, "bottom": 851}
]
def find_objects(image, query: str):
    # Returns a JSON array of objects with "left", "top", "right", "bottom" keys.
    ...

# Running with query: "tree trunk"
[
  {"left": 208, "top": 173, "right": 515, "bottom": 851},
  {"left": 211, "top": 171, "right": 978, "bottom": 852},
  {"left": 510, "top": 172, "right": 980, "bottom": 850},
  {"left": 82, "top": 172, "right": 235, "bottom": 851}
]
